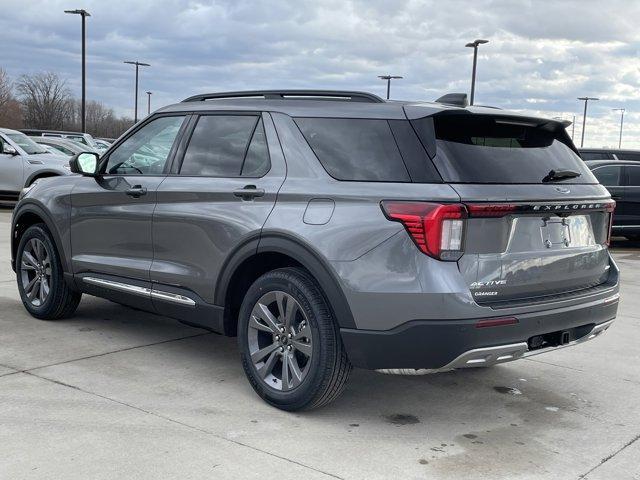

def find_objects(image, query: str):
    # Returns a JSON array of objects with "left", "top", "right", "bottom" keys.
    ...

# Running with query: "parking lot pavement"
[{"left": 1, "top": 208, "right": 639, "bottom": 480}]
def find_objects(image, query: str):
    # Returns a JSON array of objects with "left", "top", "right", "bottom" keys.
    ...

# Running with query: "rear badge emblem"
[{"left": 554, "top": 186, "right": 571, "bottom": 194}]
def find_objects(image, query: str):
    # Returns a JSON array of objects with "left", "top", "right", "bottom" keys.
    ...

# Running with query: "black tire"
[
  {"left": 16, "top": 224, "right": 81, "bottom": 320},
  {"left": 238, "top": 267, "right": 351, "bottom": 411}
]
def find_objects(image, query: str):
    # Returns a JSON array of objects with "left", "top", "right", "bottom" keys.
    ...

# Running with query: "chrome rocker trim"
[
  {"left": 83, "top": 277, "right": 196, "bottom": 307},
  {"left": 377, "top": 318, "right": 615, "bottom": 376}
]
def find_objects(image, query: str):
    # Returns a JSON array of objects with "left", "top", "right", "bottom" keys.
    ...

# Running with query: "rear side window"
[
  {"left": 581, "top": 151, "right": 614, "bottom": 160},
  {"left": 619, "top": 152, "right": 640, "bottom": 161},
  {"left": 180, "top": 115, "right": 270, "bottom": 177},
  {"left": 417, "top": 114, "right": 597, "bottom": 184},
  {"left": 626, "top": 165, "right": 640, "bottom": 186},
  {"left": 591, "top": 166, "right": 622, "bottom": 186},
  {"left": 295, "top": 118, "right": 411, "bottom": 182}
]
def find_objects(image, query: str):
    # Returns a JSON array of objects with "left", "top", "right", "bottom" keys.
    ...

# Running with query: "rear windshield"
[{"left": 417, "top": 114, "right": 597, "bottom": 184}]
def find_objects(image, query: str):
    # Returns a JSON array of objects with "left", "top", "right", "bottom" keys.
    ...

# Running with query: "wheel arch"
[
  {"left": 12, "top": 203, "right": 70, "bottom": 275},
  {"left": 24, "top": 170, "right": 63, "bottom": 187},
  {"left": 216, "top": 232, "right": 356, "bottom": 336}
]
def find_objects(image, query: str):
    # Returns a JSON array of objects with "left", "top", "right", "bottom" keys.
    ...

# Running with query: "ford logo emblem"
[{"left": 554, "top": 186, "right": 571, "bottom": 194}]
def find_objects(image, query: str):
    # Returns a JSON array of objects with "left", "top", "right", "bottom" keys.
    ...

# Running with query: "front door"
[
  {"left": 0, "top": 134, "right": 25, "bottom": 198},
  {"left": 69, "top": 115, "right": 187, "bottom": 283}
]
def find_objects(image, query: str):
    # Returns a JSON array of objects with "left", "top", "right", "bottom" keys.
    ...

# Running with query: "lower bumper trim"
[{"left": 377, "top": 319, "right": 614, "bottom": 375}]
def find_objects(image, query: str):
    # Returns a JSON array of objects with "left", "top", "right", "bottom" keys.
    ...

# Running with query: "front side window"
[
  {"left": 592, "top": 166, "right": 622, "bottom": 186},
  {"left": 105, "top": 116, "right": 185, "bottom": 175},
  {"left": 180, "top": 115, "right": 270, "bottom": 177}
]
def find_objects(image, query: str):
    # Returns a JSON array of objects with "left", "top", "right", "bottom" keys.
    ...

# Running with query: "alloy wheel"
[
  {"left": 247, "top": 291, "right": 313, "bottom": 391},
  {"left": 20, "top": 238, "right": 52, "bottom": 307}
]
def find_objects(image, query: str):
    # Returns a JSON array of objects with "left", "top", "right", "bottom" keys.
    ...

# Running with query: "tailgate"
[{"left": 454, "top": 185, "right": 614, "bottom": 306}]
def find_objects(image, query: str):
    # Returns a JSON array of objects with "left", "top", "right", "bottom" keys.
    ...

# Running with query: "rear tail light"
[
  {"left": 606, "top": 201, "right": 616, "bottom": 245},
  {"left": 381, "top": 201, "right": 467, "bottom": 261}
]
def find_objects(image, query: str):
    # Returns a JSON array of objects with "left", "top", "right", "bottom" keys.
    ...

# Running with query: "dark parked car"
[
  {"left": 579, "top": 148, "right": 640, "bottom": 161},
  {"left": 586, "top": 159, "right": 640, "bottom": 240},
  {"left": 11, "top": 90, "right": 619, "bottom": 410}
]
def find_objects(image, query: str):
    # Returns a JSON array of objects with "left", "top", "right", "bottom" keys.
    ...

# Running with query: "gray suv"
[{"left": 11, "top": 90, "right": 620, "bottom": 410}]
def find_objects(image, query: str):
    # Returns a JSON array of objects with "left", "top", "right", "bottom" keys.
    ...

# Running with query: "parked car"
[
  {"left": 0, "top": 128, "right": 72, "bottom": 201},
  {"left": 579, "top": 148, "right": 640, "bottom": 161},
  {"left": 20, "top": 129, "right": 100, "bottom": 150},
  {"left": 586, "top": 159, "right": 640, "bottom": 240},
  {"left": 11, "top": 90, "right": 619, "bottom": 410},
  {"left": 93, "top": 139, "right": 112, "bottom": 152},
  {"left": 31, "top": 136, "right": 101, "bottom": 157}
]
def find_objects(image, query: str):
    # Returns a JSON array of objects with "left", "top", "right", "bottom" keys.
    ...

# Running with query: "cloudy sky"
[{"left": 1, "top": 0, "right": 639, "bottom": 148}]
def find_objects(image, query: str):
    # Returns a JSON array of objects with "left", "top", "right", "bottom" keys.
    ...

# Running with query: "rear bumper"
[{"left": 340, "top": 292, "right": 619, "bottom": 370}]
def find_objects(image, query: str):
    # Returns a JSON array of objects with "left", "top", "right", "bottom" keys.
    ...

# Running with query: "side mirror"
[
  {"left": 70, "top": 152, "right": 99, "bottom": 176},
  {"left": 1, "top": 143, "right": 18, "bottom": 155}
]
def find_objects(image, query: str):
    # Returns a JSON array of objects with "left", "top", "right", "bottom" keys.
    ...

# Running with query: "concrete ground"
[{"left": 0, "top": 207, "right": 638, "bottom": 480}]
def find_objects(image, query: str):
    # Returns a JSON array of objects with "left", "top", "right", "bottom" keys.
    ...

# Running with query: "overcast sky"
[{"left": 1, "top": 0, "right": 639, "bottom": 148}]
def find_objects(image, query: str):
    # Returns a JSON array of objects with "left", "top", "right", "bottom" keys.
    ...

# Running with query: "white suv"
[{"left": 0, "top": 128, "right": 73, "bottom": 201}]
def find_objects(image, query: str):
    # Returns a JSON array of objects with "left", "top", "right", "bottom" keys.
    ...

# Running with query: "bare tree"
[
  {"left": 16, "top": 72, "right": 71, "bottom": 129},
  {"left": 0, "top": 68, "right": 23, "bottom": 128},
  {"left": 0, "top": 68, "right": 12, "bottom": 109}
]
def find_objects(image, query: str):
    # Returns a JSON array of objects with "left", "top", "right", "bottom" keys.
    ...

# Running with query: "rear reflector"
[
  {"left": 380, "top": 201, "right": 466, "bottom": 260},
  {"left": 475, "top": 317, "right": 519, "bottom": 328},
  {"left": 466, "top": 203, "right": 517, "bottom": 218}
]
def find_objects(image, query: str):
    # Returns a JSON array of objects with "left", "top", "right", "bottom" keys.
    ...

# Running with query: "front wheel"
[
  {"left": 238, "top": 267, "right": 351, "bottom": 411},
  {"left": 16, "top": 224, "right": 81, "bottom": 320}
]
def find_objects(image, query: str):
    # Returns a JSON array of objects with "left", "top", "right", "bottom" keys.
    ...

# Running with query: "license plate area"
[
  {"left": 538, "top": 215, "right": 594, "bottom": 249},
  {"left": 540, "top": 218, "right": 571, "bottom": 248}
]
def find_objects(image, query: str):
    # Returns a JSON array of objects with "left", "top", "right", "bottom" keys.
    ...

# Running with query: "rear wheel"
[
  {"left": 238, "top": 267, "right": 351, "bottom": 411},
  {"left": 16, "top": 224, "right": 81, "bottom": 320}
]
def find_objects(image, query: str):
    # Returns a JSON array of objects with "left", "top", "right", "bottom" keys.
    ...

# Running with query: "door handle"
[
  {"left": 233, "top": 185, "right": 265, "bottom": 200},
  {"left": 126, "top": 185, "right": 147, "bottom": 198}
]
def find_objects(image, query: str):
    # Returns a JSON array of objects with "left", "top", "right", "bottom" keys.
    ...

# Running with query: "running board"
[{"left": 83, "top": 277, "right": 196, "bottom": 307}]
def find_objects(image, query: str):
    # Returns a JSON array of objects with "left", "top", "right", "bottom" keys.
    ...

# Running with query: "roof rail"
[
  {"left": 181, "top": 90, "right": 385, "bottom": 103},
  {"left": 435, "top": 93, "right": 469, "bottom": 107}
]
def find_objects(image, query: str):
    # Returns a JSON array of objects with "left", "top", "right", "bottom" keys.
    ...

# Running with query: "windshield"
[
  {"left": 414, "top": 114, "right": 597, "bottom": 184},
  {"left": 6, "top": 133, "right": 48, "bottom": 155},
  {"left": 69, "top": 134, "right": 97, "bottom": 148}
]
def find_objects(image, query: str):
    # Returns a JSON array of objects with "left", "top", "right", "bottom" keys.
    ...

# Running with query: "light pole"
[
  {"left": 612, "top": 108, "right": 625, "bottom": 149},
  {"left": 146, "top": 91, "right": 152, "bottom": 115},
  {"left": 577, "top": 97, "right": 599, "bottom": 147},
  {"left": 465, "top": 39, "right": 488, "bottom": 106},
  {"left": 124, "top": 61, "right": 150, "bottom": 123},
  {"left": 377, "top": 75, "right": 403, "bottom": 100},
  {"left": 64, "top": 9, "right": 90, "bottom": 133}
]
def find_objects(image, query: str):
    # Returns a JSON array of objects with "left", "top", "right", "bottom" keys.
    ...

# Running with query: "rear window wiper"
[{"left": 542, "top": 169, "right": 581, "bottom": 182}]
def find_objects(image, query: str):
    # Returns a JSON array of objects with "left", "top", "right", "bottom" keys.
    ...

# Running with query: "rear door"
[
  {"left": 591, "top": 164, "right": 626, "bottom": 228},
  {"left": 411, "top": 112, "right": 613, "bottom": 305},
  {"left": 151, "top": 112, "right": 285, "bottom": 306},
  {"left": 622, "top": 164, "right": 640, "bottom": 229}
]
